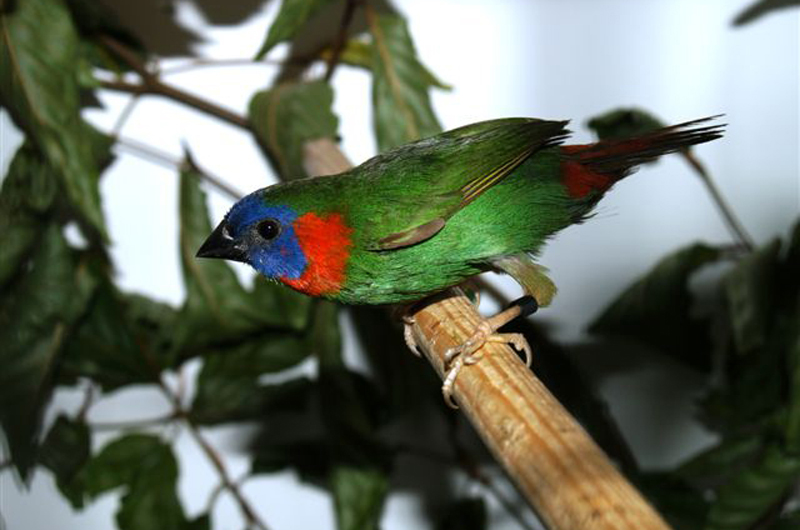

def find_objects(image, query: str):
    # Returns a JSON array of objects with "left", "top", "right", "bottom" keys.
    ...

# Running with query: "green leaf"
[
  {"left": 705, "top": 444, "right": 800, "bottom": 530},
  {"left": 733, "top": 0, "right": 800, "bottom": 26},
  {"left": 74, "top": 434, "right": 191, "bottom": 530},
  {"left": 0, "top": 142, "right": 58, "bottom": 289},
  {"left": 724, "top": 239, "right": 781, "bottom": 355},
  {"left": 589, "top": 243, "right": 721, "bottom": 371},
  {"left": 773, "top": 510, "right": 800, "bottom": 530},
  {"left": 40, "top": 415, "right": 91, "bottom": 507},
  {"left": 330, "top": 465, "right": 388, "bottom": 530},
  {"left": 315, "top": 302, "right": 386, "bottom": 465},
  {"left": 326, "top": 38, "right": 452, "bottom": 90},
  {"left": 58, "top": 284, "right": 174, "bottom": 391},
  {"left": 784, "top": 321, "right": 800, "bottom": 449},
  {"left": 676, "top": 435, "right": 763, "bottom": 485},
  {"left": 249, "top": 80, "right": 339, "bottom": 179},
  {"left": 435, "top": 498, "right": 487, "bottom": 530},
  {"left": 192, "top": 371, "right": 314, "bottom": 425},
  {"left": 587, "top": 108, "right": 666, "bottom": 140},
  {"left": 0, "top": 224, "right": 98, "bottom": 479},
  {"left": 638, "top": 473, "right": 709, "bottom": 530},
  {"left": 0, "top": 0, "right": 107, "bottom": 236},
  {"left": 252, "top": 439, "right": 331, "bottom": 481},
  {"left": 175, "top": 166, "right": 311, "bottom": 353},
  {"left": 254, "top": 0, "right": 337, "bottom": 59},
  {"left": 367, "top": 12, "right": 443, "bottom": 151}
]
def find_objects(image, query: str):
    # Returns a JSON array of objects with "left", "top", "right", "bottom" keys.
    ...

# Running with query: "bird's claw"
[
  {"left": 440, "top": 301, "right": 536, "bottom": 408},
  {"left": 402, "top": 314, "right": 422, "bottom": 357}
]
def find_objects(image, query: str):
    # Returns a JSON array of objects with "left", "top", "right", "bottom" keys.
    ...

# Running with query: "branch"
[
  {"left": 157, "top": 380, "right": 271, "bottom": 530},
  {"left": 89, "top": 412, "right": 179, "bottom": 431},
  {"left": 682, "top": 151, "right": 754, "bottom": 251},
  {"left": 113, "top": 135, "right": 244, "bottom": 200},
  {"left": 97, "top": 36, "right": 249, "bottom": 130},
  {"left": 324, "top": 0, "right": 360, "bottom": 82},
  {"left": 303, "top": 141, "right": 674, "bottom": 530}
]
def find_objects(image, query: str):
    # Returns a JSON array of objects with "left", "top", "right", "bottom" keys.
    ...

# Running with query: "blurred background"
[{"left": 1, "top": 0, "right": 798, "bottom": 529}]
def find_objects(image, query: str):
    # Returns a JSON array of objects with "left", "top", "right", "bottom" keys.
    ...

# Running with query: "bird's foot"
[
  {"left": 402, "top": 313, "right": 422, "bottom": 357},
  {"left": 441, "top": 295, "right": 538, "bottom": 408}
]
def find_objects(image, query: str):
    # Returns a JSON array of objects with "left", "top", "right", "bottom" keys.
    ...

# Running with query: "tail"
[{"left": 560, "top": 116, "right": 724, "bottom": 199}]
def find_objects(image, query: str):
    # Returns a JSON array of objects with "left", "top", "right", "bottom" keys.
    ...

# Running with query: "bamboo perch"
[{"left": 302, "top": 138, "right": 673, "bottom": 530}]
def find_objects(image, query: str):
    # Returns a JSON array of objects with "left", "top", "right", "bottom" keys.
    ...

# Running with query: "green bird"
[{"left": 197, "top": 116, "right": 722, "bottom": 402}]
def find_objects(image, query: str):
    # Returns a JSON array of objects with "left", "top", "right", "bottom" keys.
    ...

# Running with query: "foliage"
[{"left": 1, "top": 1, "right": 797, "bottom": 530}]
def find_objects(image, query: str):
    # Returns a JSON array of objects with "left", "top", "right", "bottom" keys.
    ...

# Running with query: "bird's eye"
[{"left": 256, "top": 219, "right": 281, "bottom": 241}]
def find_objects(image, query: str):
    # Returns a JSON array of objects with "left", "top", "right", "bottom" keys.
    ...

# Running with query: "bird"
[{"left": 197, "top": 115, "right": 723, "bottom": 405}]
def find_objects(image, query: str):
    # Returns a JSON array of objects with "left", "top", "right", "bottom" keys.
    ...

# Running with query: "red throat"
[{"left": 282, "top": 212, "right": 353, "bottom": 297}]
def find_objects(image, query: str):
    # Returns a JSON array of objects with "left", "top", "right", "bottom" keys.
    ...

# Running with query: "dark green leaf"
[
  {"left": 192, "top": 372, "right": 314, "bottom": 425},
  {"left": 255, "top": 0, "right": 338, "bottom": 59},
  {"left": 328, "top": 38, "right": 451, "bottom": 90},
  {"left": 587, "top": 108, "right": 666, "bottom": 141},
  {"left": 676, "top": 435, "right": 763, "bottom": 485},
  {"left": 772, "top": 510, "right": 800, "bottom": 530},
  {"left": 435, "top": 497, "right": 487, "bottom": 530},
  {"left": 733, "top": 0, "right": 800, "bottom": 26},
  {"left": 252, "top": 439, "right": 331, "bottom": 481},
  {"left": 330, "top": 465, "right": 388, "bottom": 530},
  {"left": 249, "top": 80, "right": 339, "bottom": 179},
  {"left": 74, "top": 434, "right": 191, "bottom": 530},
  {"left": 0, "top": 142, "right": 57, "bottom": 289},
  {"left": 784, "top": 324, "right": 800, "bottom": 449},
  {"left": 0, "top": 0, "right": 107, "bottom": 235},
  {"left": 40, "top": 415, "right": 90, "bottom": 506},
  {"left": 0, "top": 225, "right": 98, "bottom": 479},
  {"left": 724, "top": 239, "right": 781, "bottom": 356},
  {"left": 638, "top": 473, "right": 709, "bottom": 530},
  {"left": 349, "top": 306, "right": 435, "bottom": 419},
  {"left": 590, "top": 243, "right": 721, "bottom": 371},
  {"left": 367, "top": 13, "right": 443, "bottom": 151},
  {"left": 59, "top": 283, "right": 173, "bottom": 391},
  {"left": 705, "top": 444, "right": 800, "bottom": 530},
  {"left": 175, "top": 166, "right": 311, "bottom": 353}
]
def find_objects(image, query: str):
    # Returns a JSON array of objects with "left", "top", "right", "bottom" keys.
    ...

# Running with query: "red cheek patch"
[{"left": 282, "top": 212, "right": 353, "bottom": 297}]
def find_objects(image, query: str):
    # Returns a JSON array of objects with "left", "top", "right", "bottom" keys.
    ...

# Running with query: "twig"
[
  {"left": 113, "top": 135, "right": 244, "bottom": 200},
  {"left": 160, "top": 58, "right": 282, "bottom": 76},
  {"left": 683, "top": 150, "right": 754, "bottom": 251},
  {"left": 76, "top": 384, "right": 96, "bottom": 422},
  {"left": 89, "top": 412, "right": 179, "bottom": 431},
  {"left": 156, "top": 379, "right": 271, "bottom": 530},
  {"left": 97, "top": 36, "right": 249, "bottom": 130},
  {"left": 324, "top": 0, "right": 360, "bottom": 82},
  {"left": 111, "top": 93, "right": 141, "bottom": 137},
  {"left": 98, "top": 78, "right": 249, "bottom": 130}
]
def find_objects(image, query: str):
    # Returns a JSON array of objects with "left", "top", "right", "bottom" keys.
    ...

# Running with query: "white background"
[{"left": 1, "top": 0, "right": 798, "bottom": 529}]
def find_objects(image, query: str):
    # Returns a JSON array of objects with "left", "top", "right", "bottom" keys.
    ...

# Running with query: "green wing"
[{"left": 354, "top": 118, "right": 570, "bottom": 250}]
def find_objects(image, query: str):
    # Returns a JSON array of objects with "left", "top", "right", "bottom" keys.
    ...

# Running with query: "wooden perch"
[{"left": 302, "top": 138, "right": 672, "bottom": 530}]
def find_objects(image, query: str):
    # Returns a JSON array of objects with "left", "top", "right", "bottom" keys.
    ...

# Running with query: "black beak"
[{"left": 196, "top": 221, "right": 248, "bottom": 263}]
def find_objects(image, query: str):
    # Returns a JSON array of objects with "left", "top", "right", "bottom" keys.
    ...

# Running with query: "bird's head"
[{"left": 196, "top": 188, "right": 353, "bottom": 297}]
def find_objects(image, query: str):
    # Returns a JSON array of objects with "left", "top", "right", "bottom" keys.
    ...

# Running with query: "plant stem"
[
  {"left": 156, "top": 379, "right": 270, "bottom": 530},
  {"left": 113, "top": 135, "right": 243, "bottom": 200},
  {"left": 89, "top": 412, "right": 179, "bottom": 431},
  {"left": 683, "top": 150, "right": 754, "bottom": 251},
  {"left": 98, "top": 36, "right": 249, "bottom": 131},
  {"left": 324, "top": 0, "right": 360, "bottom": 82}
]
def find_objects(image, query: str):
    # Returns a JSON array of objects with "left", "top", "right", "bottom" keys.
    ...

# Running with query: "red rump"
[
  {"left": 560, "top": 145, "right": 614, "bottom": 198},
  {"left": 283, "top": 212, "right": 353, "bottom": 297}
]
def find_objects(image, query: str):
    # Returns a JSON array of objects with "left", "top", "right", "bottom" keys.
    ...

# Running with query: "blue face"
[{"left": 222, "top": 192, "right": 307, "bottom": 279}]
